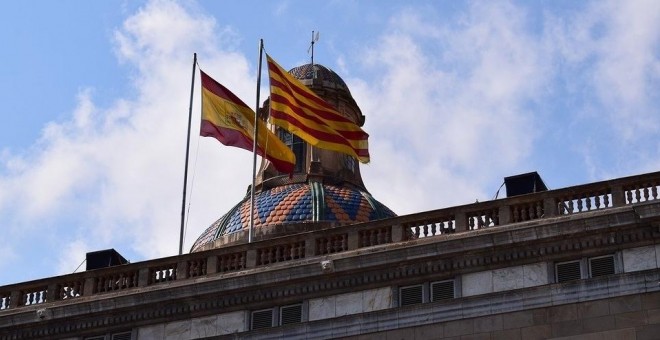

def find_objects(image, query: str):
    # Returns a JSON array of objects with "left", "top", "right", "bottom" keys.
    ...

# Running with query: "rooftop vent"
[
  {"left": 504, "top": 171, "right": 548, "bottom": 197},
  {"left": 86, "top": 249, "right": 128, "bottom": 271}
]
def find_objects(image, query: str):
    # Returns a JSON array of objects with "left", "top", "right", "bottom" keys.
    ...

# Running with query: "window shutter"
[
  {"left": 280, "top": 304, "right": 302, "bottom": 325},
  {"left": 400, "top": 285, "right": 423, "bottom": 306},
  {"left": 251, "top": 309, "right": 273, "bottom": 330},
  {"left": 111, "top": 332, "right": 132, "bottom": 340},
  {"left": 590, "top": 255, "right": 615, "bottom": 277},
  {"left": 556, "top": 260, "right": 582, "bottom": 282},
  {"left": 431, "top": 280, "right": 455, "bottom": 301}
]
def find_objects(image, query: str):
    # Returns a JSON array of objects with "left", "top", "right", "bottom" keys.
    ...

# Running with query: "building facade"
[{"left": 1, "top": 63, "right": 660, "bottom": 340}]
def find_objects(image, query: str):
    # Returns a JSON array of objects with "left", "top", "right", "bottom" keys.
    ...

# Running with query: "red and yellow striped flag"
[
  {"left": 200, "top": 70, "right": 296, "bottom": 173},
  {"left": 266, "top": 54, "right": 369, "bottom": 163}
]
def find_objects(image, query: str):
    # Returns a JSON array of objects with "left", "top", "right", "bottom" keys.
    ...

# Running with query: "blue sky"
[{"left": 0, "top": 0, "right": 658, "bottom": 285}]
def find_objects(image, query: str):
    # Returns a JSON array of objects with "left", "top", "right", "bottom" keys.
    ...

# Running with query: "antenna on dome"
[{"left": 308, "top": 30, "right": 320, "bottom": 78}]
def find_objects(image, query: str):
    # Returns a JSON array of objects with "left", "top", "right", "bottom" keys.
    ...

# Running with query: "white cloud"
[
  {"left": 0, "top": 0, "right": 259, "bottom": 282},
  {"left": 353, "top": 2, "right": 549, "bottom": 212}
]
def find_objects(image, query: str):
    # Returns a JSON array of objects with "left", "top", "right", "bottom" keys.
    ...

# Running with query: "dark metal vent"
[
  {"left": 280, "top": 304, "right": 302, "bottom": 325},
  {"left": 111, "top": 332, "right": 132, "bottom": 340},
  {"left": 556, "top": 261, "right": 582, "bottom": 282},
  {"left": 400, "top": 285, "right": 423, "bottom": 306},
  {"left": 431, "top": 280, "right": 455, "bottom": 301},
  {"left": 590, "top": 256, "right": 615, "bottom": 277},
  {"left": 251, "top": 309, "right": 273, "bottom": 330}
]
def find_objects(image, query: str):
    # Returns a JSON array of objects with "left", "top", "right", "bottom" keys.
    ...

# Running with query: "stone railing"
[{"left": 1, "top": 171, "right": 659, "bottom": 312}]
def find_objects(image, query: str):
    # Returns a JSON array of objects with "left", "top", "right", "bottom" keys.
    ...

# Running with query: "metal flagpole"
[
  {"left": 308, "top": 31, "right": 320, "bottom": 163},
  {"left": 249, "top": 40, "right": 265, "bottom": 243},
  {"left": 179, "top": 53, "right": 197, "bottom": 255}
]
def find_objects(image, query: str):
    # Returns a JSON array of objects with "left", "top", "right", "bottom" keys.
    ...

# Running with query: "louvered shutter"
[
  {"left": 280, "top": 304, "right": 302, "bottom": 325},
  {"left": 400, "top": 285, "right": 424, "bottom": 306},
  {"left": 590, "top": 255, "right": 615, "bottom": 277},
  {"left": 431, "top": 280, "right": 455, "bottom": 301},
  {"left": 556, "top": 260, "right": 582, "bottom": 282},
  {"left": 251, "top": 309, "right": 273, "bottom": 329}
]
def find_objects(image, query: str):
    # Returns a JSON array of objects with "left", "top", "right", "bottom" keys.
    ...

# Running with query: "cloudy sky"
[{"left": 0, "top": 0, "right": 658, "bottom": 285}]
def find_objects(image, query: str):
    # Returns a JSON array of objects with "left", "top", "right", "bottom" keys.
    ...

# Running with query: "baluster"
[
  {"left": 277, "top": 247, "right": 284, "bottom": 262},
  {"left": 535, "top": 202, "right": 542, "bottom": 219},
  {"left": 522, "top": 206, "right": 530, "bottom": 221},
  {"left": 511, "top": 206, "right": 518, "bottom": 222},
  {"left": 576, "top": 196, "right": 583, "bottom": 212},
  {"left": 228, "top": 254, "right": 235, "bottom": 270},
  {"left": 604, "top": 193, "right": 610, "bottom": 207},
  {"left": 566, "top": 199, "right": 573, "bottom": 213},
  {"left": 652, "top": 184, "right": 658, "bottom": 200},
  {"left": 626, "top": 188, "right": 633, "bottom": 204},
  {"left": 369, "top": 230, "right": 376, "bottom": 245},
  {"left": 586, "top": 195, "right": 592, "bottom": 211},
  {"left": 644, "top": 185, "right": 651, "bottom": 201},
  {"left": 270, "top": 248, "right": 277, "bottom": 263},
  {"left": 634, "top": 187, "right": 640, "bottom": 203},
  {"left": 221, "top": 256, "right": 227, "bottom": 271}
]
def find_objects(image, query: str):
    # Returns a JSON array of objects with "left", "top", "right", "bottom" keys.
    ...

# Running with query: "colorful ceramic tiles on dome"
[{"left": 190, "top": 183, "right": 396, "bottom": 252}]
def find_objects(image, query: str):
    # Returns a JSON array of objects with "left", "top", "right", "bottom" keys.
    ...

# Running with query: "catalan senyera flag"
[
  {"left": 266, "top": 54, "right": 370, "bottom": 163},
  {"left": 200, "top": 70, "right": 296, "bottom": 174}
]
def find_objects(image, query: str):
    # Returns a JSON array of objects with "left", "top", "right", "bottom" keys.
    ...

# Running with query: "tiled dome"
[
  {"left": 288, "top": 64, "right": 349, "bottom": 90},
  {"left": 190, "top": 183, "right": 396, "bottom": 252}
]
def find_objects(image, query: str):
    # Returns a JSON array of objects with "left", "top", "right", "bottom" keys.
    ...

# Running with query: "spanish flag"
[
  {"left": 266, "top": 54, "right": 369, "bottom": 163},
  {"left": 200, "top": 70, "right": 296, "bottom": 174}
]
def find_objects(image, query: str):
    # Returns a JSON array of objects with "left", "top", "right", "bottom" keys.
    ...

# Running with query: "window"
[
  {"left": 280, "top": 304, "right": 303, "bottom": 325},
  {"left": 399, "top": 284, "right": 424, "bottom": 306},
  {"left": 84, "top": 331, "right": 132, "bottom": 340},
  {"left": 279, "top": 130, "right": 306, "bottom": 173},
  {"left": 556, "top": 260, "right": 582, "bottom": 283},
  {"left": 251, "top": 303, "right": 305, "bottom": 330},
  {"left": 399, "top": 279, "right": 457, "bottom": 307},
  {"left": 589, "top": 255, "right": 616, "bottom": 278},
  {"left": 251, "top": 309, "right": 274, "bottom": 330},
  {"left": 431, "top": 280, "right": 455, "bottom": 302},
  {"left": 555, "top": 254, "right": 617, "bottom": 283}
]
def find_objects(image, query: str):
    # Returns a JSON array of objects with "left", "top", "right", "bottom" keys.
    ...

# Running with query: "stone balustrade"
[{"left": 1, "top": 170, "right": 659, "bottom": 312}]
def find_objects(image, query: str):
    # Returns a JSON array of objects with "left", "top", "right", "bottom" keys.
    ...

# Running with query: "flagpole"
[
  {"left": 249, "top": 40, "right": 264, "bottom": 243},
  {"left": 180, "top": 52, "right": 197, "bottom": 255}
]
